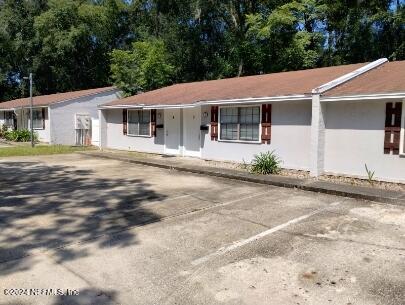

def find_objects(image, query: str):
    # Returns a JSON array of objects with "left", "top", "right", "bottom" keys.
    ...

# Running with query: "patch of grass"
[{"left": 0, "top": 145, "right": 95, "bottom": 157}]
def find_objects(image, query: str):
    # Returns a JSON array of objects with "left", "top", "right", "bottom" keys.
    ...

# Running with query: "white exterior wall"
[
  {"left": 19, "top": 108, "right": 51, "bottom": 143},
  {"left": 103, "top": 101, "right": 312, "bottom": 170},
  {"left": 35, "top": 109, "right": 51, "bottom": 142},
  {"left": 99, "top": 109, "right": 108, "bottom": 148},
  {"left": 0, "top": 108, "right": 50, "bottom": 142},
  {"left": 200, "top": 102, "right": 312, "bottom": 170},
  {"left": 103, "top": 109, "right": 165, "bottom": 154},
  {"left": 0, "top": 111, "right": 6, "bottom": 127},
  {"left": 324, "top": 100, "right": 405, "bottom": 183},
  {"left": 49, "top": 90, "right": 119, "bottom": 145}
]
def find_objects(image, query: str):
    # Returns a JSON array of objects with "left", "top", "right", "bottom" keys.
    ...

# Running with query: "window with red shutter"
[
  {"left": 123, "top": 109, "right": 128, "bottom": 135},
  {"left": 211, "top": 106, "right": 218, "bottom": 141},
  {"left": 151, "top": 109, "right": 157, "bottom": 137},
  {"left": 261, "top": 104, "right": 272, "bottom": 144},
  {"left": 384, "top": 102, "right": 402, "bottom": 155}
]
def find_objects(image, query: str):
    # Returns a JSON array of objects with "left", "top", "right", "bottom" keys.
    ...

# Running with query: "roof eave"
[
  {"left": 0, "top": 105, "right": 49, "bottom": 111},
  {"left": 321, "top": 92, "right": 405, "bottom": 102},
  {"left": 100, "top": 95, "right": 312, "bottom": 110},
  {"left": 0, "top": 87, "right": 118, "bottom": 110},
  {"left": 312, "top": 58, "right": 388, "bottom": 94}
]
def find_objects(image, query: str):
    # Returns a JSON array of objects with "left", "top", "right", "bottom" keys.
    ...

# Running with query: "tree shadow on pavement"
[{"left": 0, "top": 161, "right": 166, "bottom": 276}]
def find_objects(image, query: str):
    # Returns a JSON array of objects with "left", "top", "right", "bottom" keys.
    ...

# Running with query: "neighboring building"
[
  {"left": 99, "top": 58, "right": 404, "bottom": 183},
  {"left": 0, "top": 87, "right": 120, "bottom": 145}
]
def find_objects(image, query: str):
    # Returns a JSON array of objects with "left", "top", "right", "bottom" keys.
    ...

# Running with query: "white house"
[
  {"left": 0, "top": 87, "right": 120, "bottom": 145},
  {"left": 98, "top": 59, "right": 405, "bottom": 183}
]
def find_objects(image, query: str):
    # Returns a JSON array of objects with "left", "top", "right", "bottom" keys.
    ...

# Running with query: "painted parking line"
[{"left": 192, "top": 200, "right": 343, "bottom": 266}]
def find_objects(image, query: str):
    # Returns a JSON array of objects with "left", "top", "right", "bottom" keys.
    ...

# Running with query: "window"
[
  {"left": 220, "top": 106, "right": 260, "bottom": 142},
  {"left": 220, "top": 107, "right": 238, "bottom": 140},
  {"left": 4, "top": 111, "right": 14, "bottom": 127},
  {"left": 128, "top": 110, "right": 151, "bottom": 136},
  {"left": 32, "top": 109, "right": 44, "bottom": 129}
]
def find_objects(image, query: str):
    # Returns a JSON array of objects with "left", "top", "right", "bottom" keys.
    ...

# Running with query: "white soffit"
[
  {"left": 321, "top": 92, "right": 405, "bottom": 102},
  {"left": 100, "top": 95, "right": 311, "bottom": 110}
]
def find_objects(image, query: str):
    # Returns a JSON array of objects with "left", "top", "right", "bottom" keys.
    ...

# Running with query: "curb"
[{"left": 78, "top": 152, "right": 405, "bottom": 206}]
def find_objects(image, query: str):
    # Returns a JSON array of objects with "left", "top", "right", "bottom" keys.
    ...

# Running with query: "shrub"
[
  {"left": 250, "top": 151, "right": 281, "bottom": 175},
  {"left": 3, "top": 129, "right": 38, "bottom": 142},
  {"left": 0, "top": 124, "right": 8, "bottom": 138}
]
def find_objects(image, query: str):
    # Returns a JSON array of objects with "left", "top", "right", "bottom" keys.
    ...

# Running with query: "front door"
[
  {"left": 183, "top": 107, "right": 201, "bottom": 157},
  {"left": 164, "top": 109, "right": 181, "bottom": 155}
]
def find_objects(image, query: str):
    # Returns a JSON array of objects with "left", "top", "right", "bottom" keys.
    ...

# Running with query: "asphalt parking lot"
[{"left": 0, "top": 154, "right": 404, "bottom": 305}]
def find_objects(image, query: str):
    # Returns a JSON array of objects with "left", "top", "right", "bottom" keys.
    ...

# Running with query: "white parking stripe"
[{"left": 192, "top": 200, "right": 343, "bottom": 266}]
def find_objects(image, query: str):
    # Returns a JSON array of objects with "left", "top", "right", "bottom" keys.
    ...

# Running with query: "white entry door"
[
  {"left": 183, "top": 107, "right": 201, "bottom": 157},
  {"left": 164, "top": 109, "right": 181, "bottom": 155},
  {"left": 91, "top": 118, "right": 100, "bottom": 147}
]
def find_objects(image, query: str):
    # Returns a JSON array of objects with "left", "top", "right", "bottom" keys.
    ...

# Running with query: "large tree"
[
  {"left": 110, "top": 38, "right": 175, "bottom": 96},
  {"left": 247, "top": 0, "right": 326, "bottom": 71},
  {"left": 0, "top": 0, "right": 403, "bottom": 101},
  {"left": 33, "top": 0, "right": 115, "bottom": 93},
  {"left": 0, "top": 0, "right": 48, "bottom": 100}
]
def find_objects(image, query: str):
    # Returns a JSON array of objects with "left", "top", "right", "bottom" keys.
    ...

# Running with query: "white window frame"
[
  {"left": 218, "top": 105, "right": 262, "bottom": 144},
  {"left": 400, "top": 100, "right": 405, "bottom": 156},
  {"left": 4, "top": 111, "right": 14, "bottom": 128},
  {"left": 127, "top": 109, "right": 152, "bottom": 138},
  {"left": 31, "top": 108, "right": 45, "bottom": 130}
]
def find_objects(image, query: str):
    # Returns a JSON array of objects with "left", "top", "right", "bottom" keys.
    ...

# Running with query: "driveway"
[{"left": 0, "top": 154, "right": 404, "bottom": 305}]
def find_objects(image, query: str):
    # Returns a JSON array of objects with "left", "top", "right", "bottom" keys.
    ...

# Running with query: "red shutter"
[
  {"left": 211, "top": 106, "right": 219, "bottom": 141},
  {"left": 151, "top": 109, "right": 157, "bottom": 137},
  {"left": 384, "top": 102, "right": 402, "bottom": 155},
  {"left": 261, "top": 104, "right": 272, "bottom": 144},
  {"left": 123, "top": 109, "right": 128, "bottom": 135},
  {"left": 42, "top": 108, "right": 46, "bottom": 129}
]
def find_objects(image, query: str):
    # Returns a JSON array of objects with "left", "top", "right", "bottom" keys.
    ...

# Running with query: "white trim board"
[
  {"left": 99, "top": 95, "right": 311, "bottom": 110},
  {"left": 218, "top": 104, "right": 262, "bottom": 144},
  {"left": 126, "top": 109, "right": 152, "bottom": 138},
  {"left": 0, "top": 89, "right": 118, "bottom": 112},
  {"left": 321, "top": 92, "right": 405, "bottom": 102},
  {"left": 312, "top": 58, "right": 388, "bottom": 94}
]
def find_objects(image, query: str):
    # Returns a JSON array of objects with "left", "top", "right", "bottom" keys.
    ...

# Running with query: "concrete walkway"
[{"left": 81, "top": 150, "right": 405, "bottom": 206}]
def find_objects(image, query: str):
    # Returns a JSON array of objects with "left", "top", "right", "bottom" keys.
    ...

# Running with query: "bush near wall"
[
  {"left": 250, "top": 151, "right": 282, "bottom": 175},
  {"left": 0, "top": 127, "right": 38, "bottom": 142},
  {"left": 0, "top": 125, "right": 8, "bottom": 138}
]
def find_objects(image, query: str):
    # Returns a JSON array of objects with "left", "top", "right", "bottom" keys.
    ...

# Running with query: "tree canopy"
[{"left": 0, "top": 0, "right": 404, "bottom": 99}]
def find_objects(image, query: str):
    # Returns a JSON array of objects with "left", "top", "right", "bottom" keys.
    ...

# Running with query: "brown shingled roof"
[
  {"left": 0, "top": 87, "right": 116, "bottom": 110},
  {"left": 325, "top": 61, "right": 405, "bottom": 97},
  {"left": 105, "top": 63, "right": 366, "bottom": 107}
]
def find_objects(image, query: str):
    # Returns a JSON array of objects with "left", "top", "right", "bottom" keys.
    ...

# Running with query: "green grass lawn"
[{"left": 0, "top": 145, "right": 95, "bottom": 157}]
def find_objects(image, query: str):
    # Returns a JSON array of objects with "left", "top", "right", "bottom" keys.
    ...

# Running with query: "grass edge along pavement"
[{"left": 0, "top": 145, "right": 95, "bottom": 157}]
